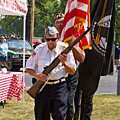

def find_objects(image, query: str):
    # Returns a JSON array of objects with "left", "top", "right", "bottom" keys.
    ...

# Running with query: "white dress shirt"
[{"left": 26, "top": 41, "right": 76, "bottom": 80}]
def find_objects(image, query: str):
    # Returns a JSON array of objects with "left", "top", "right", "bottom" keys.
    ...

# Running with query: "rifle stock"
[{"left": 27, "top": 27, "right": 91, "bottom": 98}]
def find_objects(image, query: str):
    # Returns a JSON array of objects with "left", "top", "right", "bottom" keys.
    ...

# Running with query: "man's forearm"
[
  {"left": 72, "top": 46, "right": 85, "bottom": 63},
  {"left": 26, "top": 68, "right": 47, "bottom": 82},
  {"left": 62, "top": 63, "right": 75, "bottom": 75},
  {"left": 26, "top": 68, "right": 37, "bottom": 78}
]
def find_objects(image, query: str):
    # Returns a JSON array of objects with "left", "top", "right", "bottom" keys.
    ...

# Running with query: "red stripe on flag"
[
  {"left": 62, "top": 8, "right": 87, "bottom": 29},
  {"left": 62, "top": 10, "right": 75, "bottom": 29},
  {"left": 77, "top": 0, "right": 89, "bottom": 4},
  {"left": 64, "top": 27, "right": 73, "bottom": 41}
]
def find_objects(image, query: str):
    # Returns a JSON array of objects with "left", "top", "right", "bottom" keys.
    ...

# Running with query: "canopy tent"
[
  {"left": 0, "top": 0, "right": 28, "bottom": 104},
  {"left": 0, "top": 0, "right": 27, "bottom": 15}
]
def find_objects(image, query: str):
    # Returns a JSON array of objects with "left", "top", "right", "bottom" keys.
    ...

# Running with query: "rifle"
[{"left": 27, "top": 27, "right": 91, "bottom": 98}]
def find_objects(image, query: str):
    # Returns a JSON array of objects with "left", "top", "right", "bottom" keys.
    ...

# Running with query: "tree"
[
  {"left": 59, "top": 0, "right": 67, "bottom": 13},
  {"left": 90, "top": 0, "right": 95, "bottom": 12},
  {"left": 0, "top": 15, "right": 23, "bottom": 37},
  {"left": 26, "top": 0, "right": 32, "bottom": 41},
  {"left": 34, "top": 0, "right": 60, "bottom": 40},
  {"left": 115, "top": 0, "right": 120, "bottom": 43}
]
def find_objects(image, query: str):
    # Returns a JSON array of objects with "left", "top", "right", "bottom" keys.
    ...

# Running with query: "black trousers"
[
  {"left": 74, "top": 85, "right": 81, "bottom": 120},
  {"left": 74, "top": 89, "right": 93, "bottom": 120},
  {"left": 35, "top": 81, "right": 67, "bottom": 120},
  {"left": 66, "top": 71, "right": 79, "bottom": 120}
]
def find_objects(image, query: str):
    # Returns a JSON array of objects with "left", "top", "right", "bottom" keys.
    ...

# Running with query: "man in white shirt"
[{"left": 26, "top": 26, "right": 76, "bottom": 120}]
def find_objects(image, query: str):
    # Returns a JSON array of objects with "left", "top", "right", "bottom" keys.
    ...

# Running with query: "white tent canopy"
[
  {"left": 0, "top": 0, "right": 28, "bottom": 104},
  {"left": 0, "top": 0, "right": 27, "bottom": 16}
]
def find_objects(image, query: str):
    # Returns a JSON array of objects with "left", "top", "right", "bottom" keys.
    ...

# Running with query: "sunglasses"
[{"left": 46, "top": 38, "right": 58, "bottom": 41}]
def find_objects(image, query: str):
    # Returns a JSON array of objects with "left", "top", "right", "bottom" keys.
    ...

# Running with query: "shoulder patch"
[{"left": 31, "top": 51, "right": 36, "bottom": 57}]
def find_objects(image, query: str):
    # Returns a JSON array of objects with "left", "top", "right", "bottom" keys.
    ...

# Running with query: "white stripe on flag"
[
  {"left": 77, "top": 1, "right": 88, "bottom": 12},
  {"left": 65, "top": 0, "right": 88, "bottom": 14},
  {"left": 61, "top": 17, "right": 75, "bottom": 41},
  {"left": 69, "top": 0, "right": 77, "bottom": 12}
]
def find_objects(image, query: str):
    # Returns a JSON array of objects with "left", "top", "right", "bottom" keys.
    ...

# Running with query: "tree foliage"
[
  {"left": 115, "top": 0, "right": 120, "bottom": 43},
  {"left": 59, "top": 0, "right": 67, "bottom": 13},
  {"left": 90, "top": 0, "right": 95, "bottom": 12},
  {"left": 0, "top": 16, "right": 23, "bottom": 36},
  {"left": 34, "top": 0, "right": 60, "bottom": 38}
]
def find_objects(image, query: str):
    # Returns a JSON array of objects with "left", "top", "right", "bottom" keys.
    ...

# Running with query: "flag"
[
  {"left": 101, "top": 14, "right": 115, "bottom": 75},
  {"left": 78, "top": 0, "right": 115, "bottom": 96},
  {"left": 60, "top": 0, "right": 91, "bottom": 51}
]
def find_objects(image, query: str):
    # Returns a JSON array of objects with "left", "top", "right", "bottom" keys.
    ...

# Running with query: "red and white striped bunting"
[{"left": 0, "top": 72, "right": 24, "bottom": 101}]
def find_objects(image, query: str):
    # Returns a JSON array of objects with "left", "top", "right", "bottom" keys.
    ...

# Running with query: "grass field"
[{"left": 0, "top": 91, "right": 120, "bottom": 120}]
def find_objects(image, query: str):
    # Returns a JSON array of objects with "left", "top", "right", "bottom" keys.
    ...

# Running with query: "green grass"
[
  {"left": 0, "top": 90, "right": 34, "bottom": 120},
  {"left": 0, "top": 91, "right": 120, "bottom": 120},
  {"left": 91, "top": 95, "right": 120, "bottom": 120}
]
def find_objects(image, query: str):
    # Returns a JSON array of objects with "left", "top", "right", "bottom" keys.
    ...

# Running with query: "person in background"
[
  {"left": 26, "top": 26, "right": 76, "bottom": 120},
  {"left": 115, "top": 42, "right": 120, "bottom": 72},
  {"left": 54, "top": 12, "right": 85, "bottom": 120},
  {"left": 0, "top": 36, "right": 8, "bottom": 70},
  {"left": 54, "top": 12, "right": 64, "bottom": 38}
]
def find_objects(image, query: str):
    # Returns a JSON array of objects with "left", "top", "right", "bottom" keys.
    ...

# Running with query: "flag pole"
[
  {"left": 23, "top": 15, "right": 26, "bottom": 104},
  {"left": 30, "top": 0, "right": 34, "bottom": 46}
]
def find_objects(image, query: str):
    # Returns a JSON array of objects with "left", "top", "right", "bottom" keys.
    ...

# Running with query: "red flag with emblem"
[{"left": 60, "top": 0, "right": 91, "bottom": 51}]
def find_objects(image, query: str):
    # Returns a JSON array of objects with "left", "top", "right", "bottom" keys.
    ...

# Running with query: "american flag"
[{"left": 60, "top": 0, "right": 91, "bottom": 51}]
